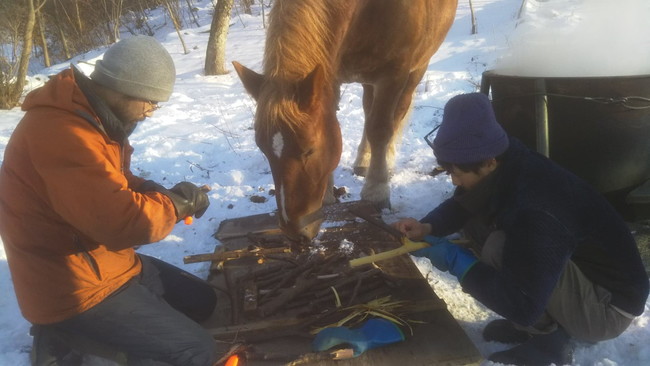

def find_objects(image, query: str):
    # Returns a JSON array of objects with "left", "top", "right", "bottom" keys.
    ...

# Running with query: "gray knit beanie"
[
  {"left": 91, "top": 36, "right": 175, "bottom": 102},
  {"left": 433, "top": 93, "right": 509, "bottom": 164}
]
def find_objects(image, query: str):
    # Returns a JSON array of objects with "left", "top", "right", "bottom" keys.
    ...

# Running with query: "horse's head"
[{"left": 233, "top": 62, "right": 342, "bottom": 243}]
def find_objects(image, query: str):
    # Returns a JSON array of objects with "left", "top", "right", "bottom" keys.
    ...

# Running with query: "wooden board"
[{"left": 205, "top": 201, "right": 482, "bottom": 365}]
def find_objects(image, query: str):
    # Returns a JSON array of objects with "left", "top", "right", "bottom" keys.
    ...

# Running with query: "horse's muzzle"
[{"left": 280, "top": 208, "right": 324, "bottom": 243}]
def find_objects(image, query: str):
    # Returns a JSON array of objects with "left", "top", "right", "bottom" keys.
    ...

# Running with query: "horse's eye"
[{"left": 302, "top": 148, "right": 314, "bottom": 159}]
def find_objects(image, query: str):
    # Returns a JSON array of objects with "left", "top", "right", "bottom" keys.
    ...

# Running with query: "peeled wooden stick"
[
  {"left": 349, "top": 238, "right": 430, "bottom": 267},
  {"left": 349, "top": 237, "right": 471, "bottom": 267},
  {"left": 183, "top": 246, "right": 291, "bottom": 264}
]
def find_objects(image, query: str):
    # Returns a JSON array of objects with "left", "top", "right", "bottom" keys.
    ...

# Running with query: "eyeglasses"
[
  {"left": 423, "top": 124, "right": 441, "bottom": 150},
  {"left": 143, "top": 100, "right": 160, "bottom": 113},
  {"left": 129, "top": 96, "right": 160, "bottom": 114}
]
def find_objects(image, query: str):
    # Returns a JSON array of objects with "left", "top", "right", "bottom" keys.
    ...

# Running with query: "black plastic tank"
[{"left": 480, "top": 70, "right": 650, "bottom": 220}]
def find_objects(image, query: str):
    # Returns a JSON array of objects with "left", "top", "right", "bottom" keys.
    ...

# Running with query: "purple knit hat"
[{"left": 433, "top": 93, "right": 509, "bottom": 164}]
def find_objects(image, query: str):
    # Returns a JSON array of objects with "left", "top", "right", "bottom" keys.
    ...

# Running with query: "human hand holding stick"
[
  {"left": 347, "top": 206, "right": 430, "bottom": 267},
  {"left": 135, "top": 181, "right": 211, "bottom": 224},
  {"left": 181, "top": 184, "right": 210, "bottom": 225},
  {"left": 347, "top": 206, "right": 465, "bottom": 267}
]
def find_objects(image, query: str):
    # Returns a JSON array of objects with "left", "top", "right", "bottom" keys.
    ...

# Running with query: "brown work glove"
[
  {"left": 136, "top": 180, "right": 168, "bottom": 193},
  {"left": 167, "top": 182, "right": 210, "bottom": 220},
  {"left": 137, "top": 180, "right": 210, "bottom": 221}
]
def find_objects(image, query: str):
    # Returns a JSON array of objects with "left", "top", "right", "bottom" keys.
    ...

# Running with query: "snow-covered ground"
[{"left": 0, "top": 0, "right": 648, "bottom": 364}]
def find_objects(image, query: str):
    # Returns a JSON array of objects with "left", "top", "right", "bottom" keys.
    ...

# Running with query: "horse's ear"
[
  {"left": 233, "top": 61, "right": 263, "bottom": 100},
  {"left": 297, "top": 65, "right": 325, "bottom": 111}
]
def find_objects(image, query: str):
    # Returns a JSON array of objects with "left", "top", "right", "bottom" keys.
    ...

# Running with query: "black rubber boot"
[
  {"left": 30, "top": 325, "right": 82, "bottom": 366},
  {"left": 487, "top": 327, "right": 574, "bottom": 366},
  {"left": 483, "top": 319, "right": 532, "bottom": 344},
  {"left": 29, "top": 325, "right": 127, "bottom": 366}
]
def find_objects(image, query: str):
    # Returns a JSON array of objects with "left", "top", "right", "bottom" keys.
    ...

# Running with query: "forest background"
[{"left": 0, "top": 0, "right": 268, "bottom": 108}]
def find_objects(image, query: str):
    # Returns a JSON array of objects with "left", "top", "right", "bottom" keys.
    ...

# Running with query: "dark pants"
[
  {"left": 481, "top": 231, "right": 633, "bottom": 342},
  {"left": 52, "top": 254, "right": 218, "bottom": 366}
]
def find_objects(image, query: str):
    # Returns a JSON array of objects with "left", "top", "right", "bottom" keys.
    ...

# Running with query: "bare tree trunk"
[
  {"left": 57, "top": 24, "right": 71, "bottom": 59},
  {"left": 112, "top": 0, "right": 123, "bottom": 41},
  {"left": 205, "top": 0, "right": 234, "bottom": 75},
  {"left": 469, "top": 0, "right": 477, "bottom": 34},
  {"left": 0, "top": 1, "right": 24, "bottom": 65},
  {"left": 0, "top": 0, "right": 46, "bottom": 109},
  {"left": 185, "top": 0, "right": 201, "bottom": 27},
  {"left": 53, "top": 1, "right": 71, "bottom": 59},
  {"left": 74, "top": 0, "right": 83, "bottom": 34},
  {"left": 517, "top": 0, "right": 528, "bottom": 20},
  {"left": 241, "top": 0, "right": 253, "bottom": 15},
  {"left": 99, "top": 0, "right": 122, "bottom": 43},
  {"left": 165, "top": 1, "right": 188, "bottom": 54},
  {"left": 9, "top": 0, "right": 47, "bottom": 108},
  {"left": 130, "top": 1, "right": 154, "bottom": 36},
  {"left": 36, "top": 7, "right": 51, "bottom": 67}
]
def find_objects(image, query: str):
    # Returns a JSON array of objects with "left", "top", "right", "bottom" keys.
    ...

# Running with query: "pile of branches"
[{"left": 231, "top": 251, "right": 402, "bottom": 329}]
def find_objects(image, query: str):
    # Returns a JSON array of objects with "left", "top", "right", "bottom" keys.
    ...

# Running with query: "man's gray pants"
[
  {"left": 481, "top": 230, "right": 633, "bottom": 343},
  {"left": 47, "top": 254, "right": 218, "bottom": 366}
]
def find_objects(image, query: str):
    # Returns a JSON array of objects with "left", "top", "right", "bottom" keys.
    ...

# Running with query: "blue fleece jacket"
[{"left": 420, "top": 137, "right": 649, "bottom": 326}]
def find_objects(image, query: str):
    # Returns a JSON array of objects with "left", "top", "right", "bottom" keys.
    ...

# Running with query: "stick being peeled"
[{"left": 347, "top": 205, "right": 465, "bottom": 267}]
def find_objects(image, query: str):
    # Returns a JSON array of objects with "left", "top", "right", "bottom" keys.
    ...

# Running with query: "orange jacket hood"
[{"left": 0, "top": 68, "right": 178, "bottom": 324}]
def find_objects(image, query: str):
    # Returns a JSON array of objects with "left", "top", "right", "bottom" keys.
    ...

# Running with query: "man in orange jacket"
[{"left": 0, "top": 36, "right": 218, "bottom": 365}]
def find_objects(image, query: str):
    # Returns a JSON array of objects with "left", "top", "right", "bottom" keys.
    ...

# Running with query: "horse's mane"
[
  {"left": 263, "top": 0, "right": 337, "bottom": 81},
  {"left": 259, "top": 1, "right": 344, "bottom": 132},
  {"left": 257, "top": 92, "right": 308, "bottom": 134}
]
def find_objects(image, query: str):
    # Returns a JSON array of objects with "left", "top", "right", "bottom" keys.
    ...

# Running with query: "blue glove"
[
  {"left": 312, "top": 318, "right": 405, "bottom": 357},
  {"left": 411, "top": 235, "right": 478, "bottom": 281}
]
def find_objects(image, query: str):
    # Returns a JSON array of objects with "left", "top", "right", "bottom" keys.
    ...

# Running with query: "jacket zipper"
[
  {"left": 73, "top": 233, "right": 102, "bottom": 281},
  {"left": 120, "top": 143, "right": 125, "bottom": 174}
]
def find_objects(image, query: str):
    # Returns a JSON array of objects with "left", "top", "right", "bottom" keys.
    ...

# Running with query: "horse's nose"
[
  {"left": 284, "top": 208, "right": 323, "bottom": 242},
  {"left": 278, "top": 209, "right": 324, "bottom": 243},
  {"left": 298, "top": 214, "right": 324, "bottom": 242},
  {"left": 279, "top": 212, "right": 323, "bottom": 244}
]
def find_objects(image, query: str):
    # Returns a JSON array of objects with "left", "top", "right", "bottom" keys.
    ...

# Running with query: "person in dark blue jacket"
[{"left": 393, "top": 93, "right": 649, "bottom": 365}]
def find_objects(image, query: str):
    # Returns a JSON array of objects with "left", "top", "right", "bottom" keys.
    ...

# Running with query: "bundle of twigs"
[{"left": 238, "top": 252, "right": 395, "bottom": 320}]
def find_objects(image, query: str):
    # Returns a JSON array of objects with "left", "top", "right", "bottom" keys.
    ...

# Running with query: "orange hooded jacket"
[{"left": 0, "top": 68, "right": 178, "bottom": 324}]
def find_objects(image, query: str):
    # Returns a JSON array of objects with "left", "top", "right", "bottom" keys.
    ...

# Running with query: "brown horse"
[{"left": 233, "top": 0, "right": 457, "bottom": 243}]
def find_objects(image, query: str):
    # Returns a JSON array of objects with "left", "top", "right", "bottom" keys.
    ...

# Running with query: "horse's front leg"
[
  {"left": 322, "top": 174, "right": 337, "bottom": 205},
  {"left": 353, "top": 84, "right": 374, "bottom": 177},
  {"left": 360, "top": 70, "right": 423, "bottom": 209},
  {"left": 360, "top": 80, "right": 408, "bottom": 209},
  {"left": 353, "top": 83, "right": 405, "bottom": 177}
]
